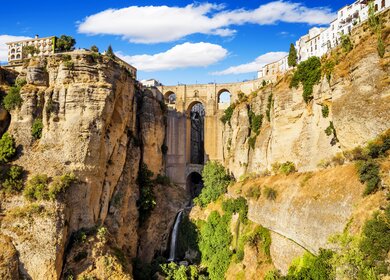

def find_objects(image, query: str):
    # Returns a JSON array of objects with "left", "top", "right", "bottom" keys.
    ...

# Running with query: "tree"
[
  {"left": 55, "top": 35, "right": 76, "bottom": 52},
  {"left": 288, "top": 43, "right": 298, "bottom": 67},
  {"left": 90, "top": 45, "right": 99, "bottom": 52},
  {"left": 0, "top": 133, "right": 16, "bottom": 163},
  {"left": 22, "top": 45, "right": 38, "bottom": 57},
  {"left": 106, "top": 45, "right": 114, "bottom": 58}
]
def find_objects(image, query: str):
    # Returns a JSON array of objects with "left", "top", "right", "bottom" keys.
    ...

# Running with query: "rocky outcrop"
[
  {"left": 223, "top": 17, "right": 390, "bottom": 179},
  {"left": 0, "top": 52, "right": 169, "bottom": 279},
  {"left": 0, "top": 234, "right": 19, "bottom": 280}
]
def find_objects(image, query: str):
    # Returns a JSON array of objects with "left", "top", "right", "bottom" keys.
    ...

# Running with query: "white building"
[
  {"left": 141, "top": 79, "right": 162, "bottom": 88},
  {"left": 257, "top": 55, "right": 290, "bottom": 82},
  {"left": 6, "top": 35, "right": 55, "bottom": 64}
]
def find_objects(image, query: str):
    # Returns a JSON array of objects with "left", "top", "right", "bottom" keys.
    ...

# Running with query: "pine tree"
[
  {"left": 106, "top": 45, "right": 114, "bottom": 58},
  {"left": 288, "top": 43, "right": 298, "bottom": 67}
]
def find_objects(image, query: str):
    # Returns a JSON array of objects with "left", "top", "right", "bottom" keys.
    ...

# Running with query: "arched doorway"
[
  {"left": 188, "top": 102, "right": 205, "bottom": 164},
  {"left": 186, "top": 172, "right": 204, "bottom": 198},
  {"left": 164, "top": 91, "right": 176, "bottom": 105},
  {"left": 217, "top": 89, "right": 231, "bottom": 110}
]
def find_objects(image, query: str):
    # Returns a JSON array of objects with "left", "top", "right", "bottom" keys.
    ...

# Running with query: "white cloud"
[
  {"left": 211, "top": 51, "right": 288, "bottom": 75},
  {"left": 117, "top": 42, "right": 228, "bottom": 72},
  {"left": 78, "top": 1, "right": 335, "bottom": 43},
  {"left": 0, "top": 35, "right": 31, "bottom": 62}
]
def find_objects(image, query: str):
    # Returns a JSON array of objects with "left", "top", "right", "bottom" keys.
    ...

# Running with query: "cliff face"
[
  {"left": 0, "top": 52, "right": 171, "bottom": 279},
  {"left": 223, "top": 16, "right": 390, "bottom": 180}
]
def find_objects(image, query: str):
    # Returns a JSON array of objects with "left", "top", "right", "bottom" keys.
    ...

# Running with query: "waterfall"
[{"left": 168, "top": 210, "right": 184, "bottom": 261}]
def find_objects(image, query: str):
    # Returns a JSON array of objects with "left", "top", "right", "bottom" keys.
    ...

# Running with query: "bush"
[
  {"left": 154, "top": 174, "right": 170, "bottom": 185},
  {"left": 136, "top": 163, "right": 156, "bottom": 224},
  {"left": 90, "top": 45, "right": 99, "bottom": 52},
  {"left": 340, "top": 34, "right": 353, "bottom": 53},
  {"left": 245, "top": 226, "right": 272, "bottom": 259},
  {"left": 321, "top": 58, "right": 335, "bottom": 83},
  {"left": 366, "top": 129, "right": 390, "bottom": 159},
  {"left": 321, "top": 105, "right": 329, "bottom": 118},
  {"left": 266, "top": 93, "right": 273, "bottom": 122},
  {"left": 55, "top": 35, "right": 76, "bottom": 52},
  {"left": 220, "top": 104, "right": 236, "bottom": 125},
  {"left": 194, "top": 161, "right": 231, "bottom": 207},
  {"left": 290, "top": 57, "right": 322, "bottom": 103},
  {"left": 3, "top": 86, "right": 23, "bottom": 111},
  {"left": 0, "top": 133, "right": 16, "bottom": 163},
  {"left": 64, "top": 60, "right": 74, "bottom": 69},
  {"left": 31, "top": 118, "right": 43, "bottom": 139},
  {"left": 23, "top": 174, "right": 50, "bottom": 201},
  {"left": 356, "top": 160, "right": 380, "bottom": 196},
  {"left": 360, "top": 205, "right": 390, "bottom": 276},
  {"left": 2, "top": 165, "right": 24, "bottom": 193},
  {"left": 279, "top": 161, "right": 296, "bottom": 175},
  {"left": 264, "top": 186, "right": 277, "bottom": 201},
  {"left": 222, "top": 197, "right": 248, "bottom": 223},
  {"left": 325, "top": 121, "right": 338, "bottom": 146},
  {"left": 249, "top": 110, "right": 263, "bottom": 135},
  {"left": 286, "top": 249, "right": 334, "bottom": 280},
  {"left": 344, "top": 146, "right": 369, "bottom": 161},
  {"left": 377, "top": 37, "right": 385, "bottom": 58},
  {"left": 177, "top": 214, "right": 200, "bottom": 262},
  {"left": 160, "top": 263, "right": 206, "bottom": 280},
  {"left": 248, "top": 136, "right": 257, "bottom": 150},
  {"left": 199, "top": 211, "right": 232, "bottom": 280},
  {"left": 48, "top": 173, "right": 76, "bottom": 200},
  {"left": 15, "top": 78, "right": 27, "bottom": 88},
  {"left": 246, "top": 186, "right": 261, "bottom": 200}
]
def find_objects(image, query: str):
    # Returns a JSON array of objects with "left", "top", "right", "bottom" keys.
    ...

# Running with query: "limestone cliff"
[
  {"left": 223, "top": 13, "right": 390, "bottom": 179},
  {"left": 0, "top": 52, "right": 173, "bottom": 279}
]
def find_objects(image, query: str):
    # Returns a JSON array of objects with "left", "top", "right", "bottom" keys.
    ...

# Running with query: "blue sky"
[{"left": 0, "top": 0, "right": 352, "bottom": 85}]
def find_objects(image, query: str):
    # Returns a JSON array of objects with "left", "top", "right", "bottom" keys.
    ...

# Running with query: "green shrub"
[
  {"left": 377, "top": 36, "right": 385, "bottom": 58},
  {"left": 321, "top": 105, "right": 329, "bottom": 118},
  {"left": 160, "top": 262, "right": 206, "bottom": 280},
  {"left": 154, "top": 174, "right": 170, "bottom": 185},
  {"left": 3, "top": 86, "right": 23, "bottom": 111},
  {"left": 356, "top": 160, "right": 380, "bottom": 196},
  {"left": 31, "top": 118, "right": 43, "bottom": 139},
  {"left": 15, "top": 78, "right": 27, "bottom": 88},
  {"left": 266, "top": 93, "right": 273, "bottom": 122},
  {"left": 2, "top": 165, "right": 24, "bottom": 193},
  {"left": 340, "top": 34, "right": 353, "bottom": 53},
  {"left": 344, "top": 146, "right": 369, "bottom": 161},
  {"left": 64, "top": 60, "right": 74, "bottom": 69},
  {"left": 199, "top": 211, "right": 232, "bottom": 280},
  {"left": 220, "top": 104, "right": 236, "bottom": 125},
  {"left": 246, "top": 186, "right": 261, "bottom": 200},
  {"left": 246, "top": 226, "right": 272, "bottom": 258},
  {"left": 23, "top": 174, "right": 50, "bottom": 201},
  {"left": 48, "top": 173, "right": 77, "bottom": 200},
  {"left": 279, "top": 161, "right": 296, "bottom": 175},
  {"left": 360, "top": 205, "right": 390, "bottom": 276},
  {"left": 136, "top": 163, "right": 156, "bottom": 224},
  {"left": 248, "top": 136, "right": 257, "bottom": 150},
  {"left": 222, "top": 197, "right": 248, "bottom": 223},
  {"left": 286, "top": 249, "right": 334, "bottom": 280},
  {"left": 321, "top": 58, "right": 335, "bottom": 83},
  {"left": 55, "top": 35, "right": 76, "bottom": 52},
  {"left": 264, "top": 270, "right": 282, "bottom": 280},
  {"left": 325, "top": 121, "right": 338, "bottom": 146},
  {"left": 366, "top": 129, "right": 390, "bottom": 158},
  {"left": 0, "top": 133, "right": 16, "bottom": 163},
  {"left": 194, "top": 161, "right": 231, "bottom": 207},
  {"left": 177, "top": 214, "right": 200, "bottom": 262},
  {"left": 264, "top": 186, "right": 277, "bottom": 201},
  {"left": 290, "top": 57, "right": 322, "bottom": 103},
  {"left": 90, "top": 45, "right": 99, "bottom": 52},
  {"left": 249, "top": 110, "right": 263, "bottom": 135}
]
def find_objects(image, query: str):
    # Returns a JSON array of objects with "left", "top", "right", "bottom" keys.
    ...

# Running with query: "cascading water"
[{"left": 168, "top": 210, "right": 184, "bottom": 261}]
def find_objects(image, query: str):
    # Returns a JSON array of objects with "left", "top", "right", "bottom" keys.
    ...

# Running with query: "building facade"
[
  {"left": 257, "top": 0, "right": 389, "bottom": 78},
  {"left": 6, "top": 35, "right": 55, "bottom": 64},
  {"left": 257, "top": 55, "right": 290, "bottom": 82}
]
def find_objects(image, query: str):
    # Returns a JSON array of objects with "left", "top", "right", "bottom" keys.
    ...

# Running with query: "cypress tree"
[{"left": 288, "top": 43, "right": 298, "bottom": 67}]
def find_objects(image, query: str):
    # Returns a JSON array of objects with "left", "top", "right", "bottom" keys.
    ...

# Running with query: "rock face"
[
  {"left": 0, "top": 52, "right": 172, "bottom": 279},
  {"left": 223, "top": 19, "right": 390, "bottom": 180},
  {"left": 0, "top": 234, "right": 19, "bottom": 280}
]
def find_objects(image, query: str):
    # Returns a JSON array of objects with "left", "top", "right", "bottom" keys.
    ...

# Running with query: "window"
[
  {"left": 382, "top": 0, "right": 385, "bottom": 8},
  {"left": 375, "top": 4, "right": 378, "bottom": 11}
]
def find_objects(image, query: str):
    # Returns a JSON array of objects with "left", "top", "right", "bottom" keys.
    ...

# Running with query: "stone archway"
[
  {"left": 217, "top": 89, "right": 231, "bottom": 110},
  {"left": 186, "top": 172, "right": 204, "bottom": 198},
  {"left": 164, "top": 91, "right": 176, "bottom": 105},
  {"left": 187, "top": 102, "right": 205, "bottom": 165}
]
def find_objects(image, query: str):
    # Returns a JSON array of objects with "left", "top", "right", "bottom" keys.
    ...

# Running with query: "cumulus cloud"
[
  {"left": 0, "top": 35, "right": 31, "bottom": 62},
  {"left": 117, "top": 42, "right": 228, "bottom": 72},
  {"left": 78, "top": 1, "right": 335, "bottom": 43},
  {"left": 211, "top": 51, "right": 288, "bottom": 75}
]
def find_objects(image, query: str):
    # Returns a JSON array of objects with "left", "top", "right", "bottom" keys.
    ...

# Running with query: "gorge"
[{"left": 0, "top": 9, "right": 389, "bottom": 280}]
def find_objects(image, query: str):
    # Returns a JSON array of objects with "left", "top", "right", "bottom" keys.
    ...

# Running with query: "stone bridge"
[{"left": 157, "top": 79, "right": 265, "bottom": 193}]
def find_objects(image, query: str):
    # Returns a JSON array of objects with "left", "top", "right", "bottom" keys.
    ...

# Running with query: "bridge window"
[
  {"left": 165, "top": 91, "right": 176, "bottom": 105},
  {"left": 218, "top": 89, "right": 231, "bottom": 107},
  {"left": 16, "top": 54, "right": 21, "bottom": 59},
  {"left": 189, "top": 102, "right": 205, "bottom": 164},
  {"left": 187, "top": 172, "right": 204, "bottom": 198}
]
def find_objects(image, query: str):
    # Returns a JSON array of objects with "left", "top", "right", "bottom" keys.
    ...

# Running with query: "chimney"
[{"left": 35, "top": 35, "right": 39, "bottom": 39}]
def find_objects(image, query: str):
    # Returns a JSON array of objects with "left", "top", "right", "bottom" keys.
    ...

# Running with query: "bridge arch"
[
  {"left": 186, "top": 101, "right": 205, "bottom": 165},
  {"left": 186, "top": 171, "right": 204, "bottom": 198},
  {"left": 217, "top": 89, "right": 231, "bottom": 110},
  {"left": 164, "top": 91, "right": 176, "bottom": 105}
]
